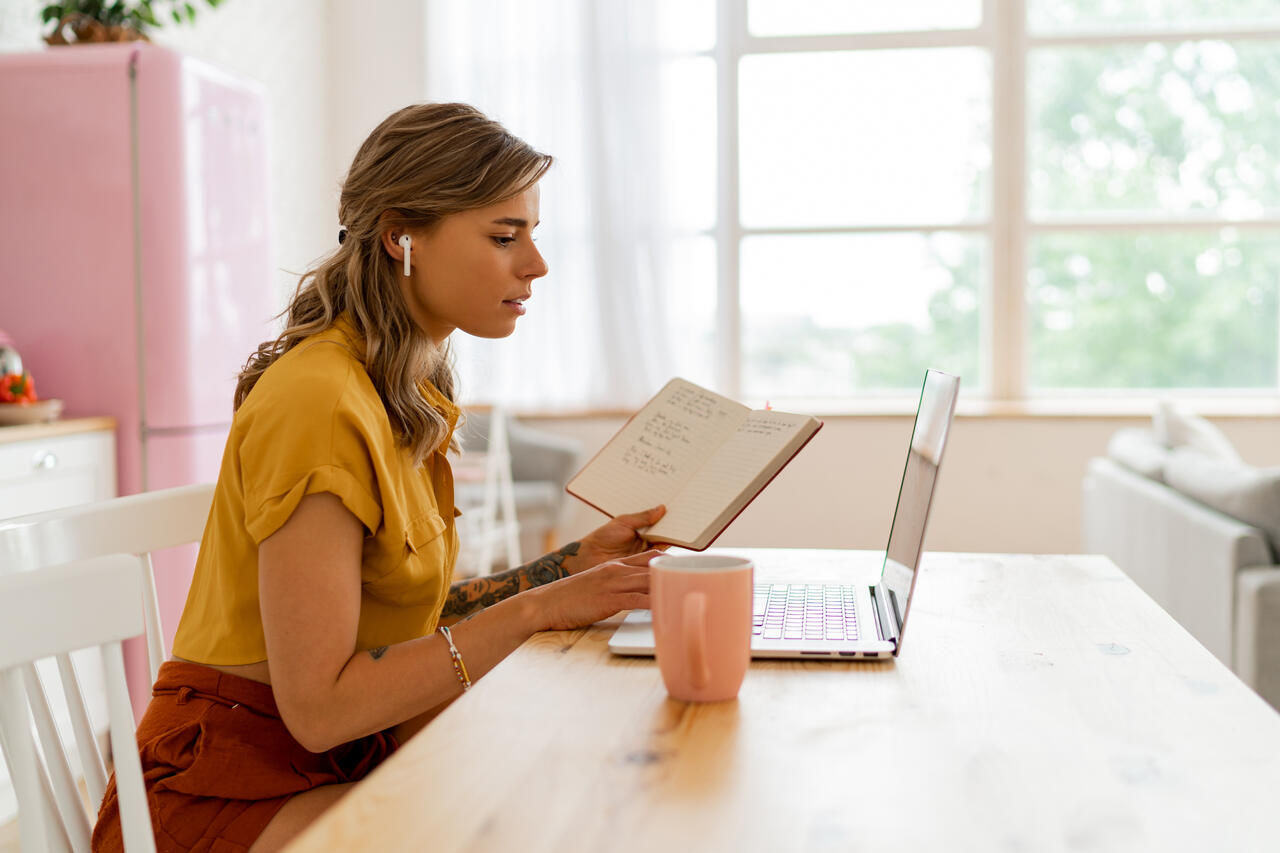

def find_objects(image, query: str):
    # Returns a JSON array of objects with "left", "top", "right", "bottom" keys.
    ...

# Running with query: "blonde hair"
[{"left": 234, "top": 103, "right": 553, "bottom": 463}]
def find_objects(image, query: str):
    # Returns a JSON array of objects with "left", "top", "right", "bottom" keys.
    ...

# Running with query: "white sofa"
[{"left": 1083, "top": 455, "right": 1280, "bottom": 710}]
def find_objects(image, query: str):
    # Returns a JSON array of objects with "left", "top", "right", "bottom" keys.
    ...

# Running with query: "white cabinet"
[{"left": 0, "top": 418, "right": 116, "bottom": 520}]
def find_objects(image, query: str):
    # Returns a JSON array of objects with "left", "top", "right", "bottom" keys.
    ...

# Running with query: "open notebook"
[{"left": 566, "top": 378, "right": 822, "bottom": 550}]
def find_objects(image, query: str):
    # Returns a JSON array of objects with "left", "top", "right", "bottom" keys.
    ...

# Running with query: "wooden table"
[{"left": 286, "top": 549, "right": 1280, "bottom": 852}]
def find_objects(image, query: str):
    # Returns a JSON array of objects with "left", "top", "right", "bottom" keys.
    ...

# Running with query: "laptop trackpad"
[{"left": 608, "top": 610, "right": 657, "bottom": 657}]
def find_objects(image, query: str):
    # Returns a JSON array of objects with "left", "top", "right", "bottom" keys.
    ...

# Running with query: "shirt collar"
[{"left": 420, "top": 379, "right": 461, "bottom": 453}]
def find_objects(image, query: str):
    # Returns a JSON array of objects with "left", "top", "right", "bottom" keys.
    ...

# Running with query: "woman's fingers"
[
  {"left": 607, "top": 549, "right": 663, "bottom": 568},
  {"left": 612, "top": 505, "right": 666, "bottom": 530},
  {"left": 614, "top": 592, "right": 650, "bottom": 611}
]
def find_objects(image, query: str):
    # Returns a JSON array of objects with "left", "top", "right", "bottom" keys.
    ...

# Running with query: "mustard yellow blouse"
[{"left": 171, "top": 316, "right": 460, "bottom": 665}]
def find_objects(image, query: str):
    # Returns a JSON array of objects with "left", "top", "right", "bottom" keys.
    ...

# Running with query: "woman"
[{"left": 93, "top": 103, "right": 663, "bottom": 852}]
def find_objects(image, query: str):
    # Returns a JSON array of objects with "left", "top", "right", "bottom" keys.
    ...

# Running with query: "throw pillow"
[
  {"left": 1152, "top": 400, "right": 1243, "bottom": 463},
  {"left": 1164, "top": 448, "right": 1280, "bottom": 560},
  {"left": 1105, "top": 428, "right": 1170, "bottom": 482}
]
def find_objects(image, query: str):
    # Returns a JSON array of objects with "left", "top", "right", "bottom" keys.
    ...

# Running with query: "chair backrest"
[
  {"left": 0, "top": 556, "right": 157, "bottom": 853},
  {"left": 0, "top": 484, "right": 213, "bottom": 850},
  {"left": 0, "top": 483, "right": 215, "bottom": 681}
]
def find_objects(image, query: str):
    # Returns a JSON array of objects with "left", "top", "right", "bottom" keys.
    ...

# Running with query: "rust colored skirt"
[{"left": 92, "top": 662, "right": 397, "bottom": 853}]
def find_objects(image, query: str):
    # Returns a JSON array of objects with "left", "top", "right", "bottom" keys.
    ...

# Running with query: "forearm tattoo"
[
  {"left": 368, "top": 646, "right": 388, "bottom": 660},
  {"left": 440, "top": 541, "right": 581, "bottom": 620}
]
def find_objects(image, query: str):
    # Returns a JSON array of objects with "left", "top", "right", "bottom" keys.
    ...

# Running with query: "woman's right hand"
[{"left": 527, "top": 550, "right": 659, "bottom": 631}]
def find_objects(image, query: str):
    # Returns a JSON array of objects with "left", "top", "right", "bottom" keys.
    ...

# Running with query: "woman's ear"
[{"left": 379, "top": 227, "right": 406, "bottom": 263}]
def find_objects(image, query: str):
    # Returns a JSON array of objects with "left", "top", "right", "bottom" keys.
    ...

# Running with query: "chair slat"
[
  {"left": 1, "top": 669, "right": 58, "bottom": 852},
  {"left": 56, "top": 653, "right": 109, "bottom": 806},
  {"left": 139, "top": 552, "right": 166, "bottom": 683},
  {"left": 102, "top": 641, "right": 156, "bottom": 853},
  {"left": 21, "top": 664, "right": 93, "bottom": 848}
]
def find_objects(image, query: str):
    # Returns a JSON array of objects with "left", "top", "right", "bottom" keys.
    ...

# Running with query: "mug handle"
[{"left": 683, "top": 592, "right": 710, "bottom": 690}]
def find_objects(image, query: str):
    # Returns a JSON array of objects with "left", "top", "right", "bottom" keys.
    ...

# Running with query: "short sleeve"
[{"left": 238, "top": 346, "right": 387, "bottom": 543}]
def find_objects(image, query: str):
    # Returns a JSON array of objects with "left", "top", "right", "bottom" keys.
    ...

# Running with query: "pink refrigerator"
[{"left": 0, "top": 44, "right": 276, "bottom": 715}]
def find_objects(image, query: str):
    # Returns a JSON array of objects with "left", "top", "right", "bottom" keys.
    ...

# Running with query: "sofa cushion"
[
  {"left": 1106, "top": 428, "right": 1170, "bottom": 482},
  {"left": 1164, "top": 448, "right": 1280, "bottom": 561},
  {"left": 1152, "top": 401, "right": 1242, "bottom": 463}
]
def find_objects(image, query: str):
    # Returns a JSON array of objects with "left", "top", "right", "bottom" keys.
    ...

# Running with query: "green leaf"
[
  {"left": 102, "top": 0, "right": 126, "bottom": 25},
  {"left": 40, "top": 0, "right": 226, "bottom": 34}
]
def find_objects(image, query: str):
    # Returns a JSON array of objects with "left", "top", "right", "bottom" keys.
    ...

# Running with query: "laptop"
[{"left": 608, "top": 368, "right": 960, "bottom": 660}]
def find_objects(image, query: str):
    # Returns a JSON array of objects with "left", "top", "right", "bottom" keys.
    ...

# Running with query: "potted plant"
[{"left": 41, "top": 0, "right": 225, "bottom": 45}]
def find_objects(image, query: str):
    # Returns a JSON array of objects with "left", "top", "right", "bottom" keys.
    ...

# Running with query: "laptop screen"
[{"left": 878, "top": 369, "right": 960, "bottom": 642}]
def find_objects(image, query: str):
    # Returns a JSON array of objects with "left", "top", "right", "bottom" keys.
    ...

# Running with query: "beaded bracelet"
[{"left": 437, "top": 625, "right": 472, "bottom": 691}]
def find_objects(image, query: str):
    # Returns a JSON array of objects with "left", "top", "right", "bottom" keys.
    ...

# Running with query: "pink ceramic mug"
[{"left": 650, "top": 554, "right": 753, "bottom": 702}]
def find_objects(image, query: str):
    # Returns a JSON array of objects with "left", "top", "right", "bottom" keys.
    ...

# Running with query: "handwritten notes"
[
  {"left": 655, "top": 410, "right": 816, "bottom": 543},
  {"left": 738, "top": 413, "right": 799, "bottom": 438},
  {"left": 622, "top": 411, "right": 694, "bottom": 476},
  {"left": 568, "top": 379, "right": 745, "bottom": 515},
  {"left": 566, "top": 378, "right": 821, "bottom": 549},
  {"left": 615, "top": 389, "right": 733, "bottom": 479}
]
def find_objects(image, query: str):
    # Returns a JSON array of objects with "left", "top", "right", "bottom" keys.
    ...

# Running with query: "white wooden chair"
[
  {"left": 0, "top": 484, "right": 214, "bottom": 849},
  {"left": 453, "top": 408, "right": 522, "bottom": 577},
  {"left": 0, "top": 483, "right": 215, "bottom": 685},
  {"left": 0, "top": 555, "right": 157, "bottom": 852}
]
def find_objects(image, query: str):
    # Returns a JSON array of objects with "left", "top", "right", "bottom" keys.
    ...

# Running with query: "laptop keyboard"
[{"left": 753, "top": 583, "right": 860, "bottom": 641}]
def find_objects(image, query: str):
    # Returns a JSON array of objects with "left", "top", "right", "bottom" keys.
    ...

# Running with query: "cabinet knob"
[{"left": 33, "top": 451, "right": 58, "bottom": 470}]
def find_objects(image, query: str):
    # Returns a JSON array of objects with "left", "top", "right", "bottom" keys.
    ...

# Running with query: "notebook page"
[
  {"left": 568, "top": 379, "right": 747, "bottom": 517},
  {"left": 648, "top": 410, "right": 815, "bottom": 544}
]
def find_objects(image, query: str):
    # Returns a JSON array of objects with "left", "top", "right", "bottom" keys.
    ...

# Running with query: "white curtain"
[{"left": 425, "top": 0, "right": 676, "bottom": 410}]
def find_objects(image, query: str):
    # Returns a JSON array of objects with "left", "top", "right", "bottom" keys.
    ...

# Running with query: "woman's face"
[{"left": 394, "top": 185, "right": 548, "bottom": 345}]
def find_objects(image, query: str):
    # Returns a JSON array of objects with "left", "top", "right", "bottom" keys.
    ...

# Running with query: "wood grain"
[{"left": 286, "top": 549, "right": 1280, "bottom": 852}]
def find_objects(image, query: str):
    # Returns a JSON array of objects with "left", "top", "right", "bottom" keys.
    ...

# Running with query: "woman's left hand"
[{"left": 563, "top": 506, "right": 666, "bottom": 575}]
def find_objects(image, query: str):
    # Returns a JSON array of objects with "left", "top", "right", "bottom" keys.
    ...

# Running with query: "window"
[
  {"left": 1024, "top": 5, "right": 1280, "bottom": 395},
  {"left": 427, "top": 1, "right": 1280, "bottom": 409},
  {"left": 709, "top": 0, "right": 1280, "bottom": 403}
]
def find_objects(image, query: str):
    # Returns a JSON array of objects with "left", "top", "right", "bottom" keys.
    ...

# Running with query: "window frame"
[{"left": 709, "top": 0, "right": 1280, "bottom": 404}]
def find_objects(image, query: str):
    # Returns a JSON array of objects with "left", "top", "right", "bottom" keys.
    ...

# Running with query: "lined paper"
[
  {"left": 567, "top": 379, "right": 745, "bottom": 516},
  {"left": 567, "top": 378, "right": 820, "bottom": 548},
  {"left": 650, "top": 410, "right": 814, "bottom": 543}
]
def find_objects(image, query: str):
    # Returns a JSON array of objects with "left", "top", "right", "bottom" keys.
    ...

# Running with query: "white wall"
[
  {"left": 325, "top": 0, "right": 428, "bottom": 184},
  {"left": 536, "top": 413, "right": 1280, "bottom": 555}
]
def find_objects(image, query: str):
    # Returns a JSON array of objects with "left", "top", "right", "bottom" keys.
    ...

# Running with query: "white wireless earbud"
[{"left": 398, "top": 234, "right": 412, "bottom": 277}]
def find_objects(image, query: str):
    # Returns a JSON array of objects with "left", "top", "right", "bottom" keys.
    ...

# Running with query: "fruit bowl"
[{"left": 0, "top": 399, "right": 65, "bottom": 426}]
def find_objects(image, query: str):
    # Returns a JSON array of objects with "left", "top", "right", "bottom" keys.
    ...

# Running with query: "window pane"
[
  {"left": 740, "top": 50, "right": 990, "bottom": 228},
  {"left": 1028, "top": 41, "right": 1280, "bottom": 218},
  {"left": 1028, "top": 0, "right": 1280, "bottom": 34},
  {"left": 660, "top": 57, "right": 716, "bottom": 231},
  {"left": 664, "top": 236, "right": 718, "bottom": 389},
  {"left": 657, "top": 0, "right": 715, "bottom": 52},
  {"left": 740, "top": 233, "right": 984, "bottom": 397},
  {"left": 749, "top": 0, "right": 981, "bottom": 36},
  {"left": 1028, "top": 230, "right": 1280, "bottom": 390}
]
